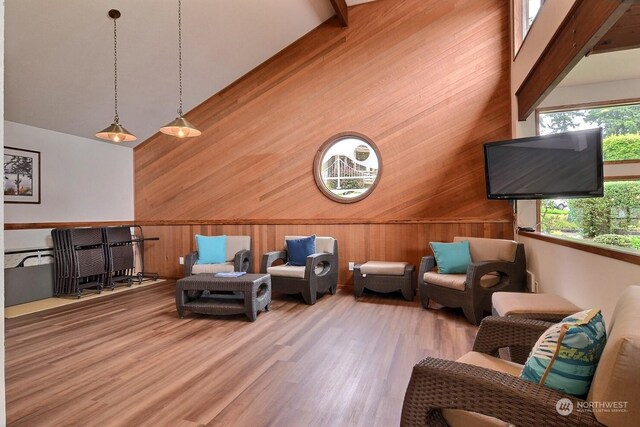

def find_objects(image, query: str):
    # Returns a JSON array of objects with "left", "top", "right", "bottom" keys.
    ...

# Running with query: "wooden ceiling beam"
[
  {"left": 329, "top": 0, "right": 349, "bottom": 27},
  {"left": 516, "top": 0, "right": 634, "bottom": 121},
  {"left": 590, "top": 3, "right": 640, "bottom": 54}
]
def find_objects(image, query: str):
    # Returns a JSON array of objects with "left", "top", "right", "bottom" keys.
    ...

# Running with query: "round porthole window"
[{"left": 313, "top": 132, "right": 382, "bottom": 203}]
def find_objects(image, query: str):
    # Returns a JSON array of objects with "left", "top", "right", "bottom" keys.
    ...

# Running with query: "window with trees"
[{"left": 538, "top": 102, "right": 640, "bottom": 253}]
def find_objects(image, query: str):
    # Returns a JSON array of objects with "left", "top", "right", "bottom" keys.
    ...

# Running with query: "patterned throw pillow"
[{"left": 520, "top": 308, "right": 607, "bottom": 398}]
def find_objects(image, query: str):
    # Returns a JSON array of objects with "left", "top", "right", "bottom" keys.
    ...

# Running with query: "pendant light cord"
[
  {"left": 178, "top": 0, "right": 183, "bottom": 117},
  {"left": 113, "top": 16, "right": 119, "bottom": 124}
]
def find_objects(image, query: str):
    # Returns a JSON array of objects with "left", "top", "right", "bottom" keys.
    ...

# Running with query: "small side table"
[
  {"left": 176, "top": 273, "right": 271, "bottom": 321},
  {"left": 354, "top": 261, "right": 415, "bottom": 301}
]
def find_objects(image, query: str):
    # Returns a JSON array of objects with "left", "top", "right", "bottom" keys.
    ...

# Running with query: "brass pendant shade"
[
  {"left": 160, "top": 116, "right": 201, "bottom": 138},
  {"left": 97, "top": 3, "right": 200, "bottom": 143},
  {"left": 96, "top": 123, "right": 137, "bottom": 143},
  {"left": 160, "top": 0, "right": 201, "bottom": 139},
  {"left": 96, "top": 9, "right": 136, "bottom": 143}
]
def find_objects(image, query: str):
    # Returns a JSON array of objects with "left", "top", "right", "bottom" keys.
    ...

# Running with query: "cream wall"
[
  {"left": 4, "top": 121, "right": 134, "bottom": 250},
  {"left": 519, "top": 235, "right": 640, "bottom": 322},
  {"left": 4, "top": 121, "right": 134, "bottom": 224}
]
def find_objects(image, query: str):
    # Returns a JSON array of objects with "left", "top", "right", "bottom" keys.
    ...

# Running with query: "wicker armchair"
[
  {"left": 184, "top": 235, "right": 252, "bottom": 277},
  {"left": 419, "top": 237, "right": 526, "bottom": 325},
  {"left": 402, "top": 286, "right": 640, "bottom": 426},
  {"left": 261, "top": 236, "right": 338, "bottom": 305}
]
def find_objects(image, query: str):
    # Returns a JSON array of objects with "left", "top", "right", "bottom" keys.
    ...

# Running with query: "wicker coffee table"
[{"left": 176, "top": 273, "right": 271, "bottom": 321}]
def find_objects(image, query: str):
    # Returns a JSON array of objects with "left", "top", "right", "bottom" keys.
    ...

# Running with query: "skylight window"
[{"left": 523, "top": 0, "right": 543, "bottom": 39}]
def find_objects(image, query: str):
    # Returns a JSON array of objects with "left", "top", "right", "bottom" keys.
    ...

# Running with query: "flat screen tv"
[{"left": 484, "top": 128, "right": 604, "bottom": 200}]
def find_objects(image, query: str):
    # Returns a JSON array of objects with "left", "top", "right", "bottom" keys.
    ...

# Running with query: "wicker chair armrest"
[
  {"left": 304, "top": 252, "right": 335, "bottom": 279},
  {"left": 401, "top": 357, "right": 602, "bottom": 427},
  {"left": 233, "top": 249, "right": 252, "bottom": 273},
  {"left": 260, "top": 250, "right": 287, "bottom": 273},
  {"left": 184, "top": 251, "right": 199, "bottom": 277},
  {"left": 472, "top": 316, "right": 553, "bottom": 357},
  {"left": 418, "top": 256, "right": 436, "bottom": 283}
]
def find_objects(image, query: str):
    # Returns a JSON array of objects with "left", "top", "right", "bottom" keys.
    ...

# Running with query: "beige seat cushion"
[
  {"left": 424, "top": 271, "right": 500, "bottom": 291},
  {"left": 191, "top": 262, "right": 234, "bottom": 274},
  {"left": 492, "top": 292, "right": 581, "bottom": 317},
  {"left": 442, "top": 351, "right": 521, "bottom": 426},
  {"left": 268, "top": 263, "right": 325, "bottom": 279},
  {"left": 284, "top": 235, "right": 335, "bottom": 254},
  {"left": 588, "top": 285, "right": 640, "bottom": 426},
  {"left": 267, "top": 265, "right": 306, "bottom": 279},
  {"left": 225, "top": 236, "right": 251, "bottom": 262},
  {"left": 453, "top": 236, "right": 517, "bottom": 263},
  {"left": 360, "top": 261, "right": 407, "bottom": 276}
]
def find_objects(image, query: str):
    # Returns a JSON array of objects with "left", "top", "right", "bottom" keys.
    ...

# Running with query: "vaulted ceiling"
[
  {"left": 4, "top": 0, "right": 373, "bottom": 147},
  {"left": 5, "top": 0, "right": 639, "bottom": 147}
]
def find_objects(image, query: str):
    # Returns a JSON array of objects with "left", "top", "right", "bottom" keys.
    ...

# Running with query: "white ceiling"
[
  {"left": 559, "top": 48, "right": 640, "bottom": 87},
  {"left": 4, "top": 0, "right": 373, "bottom": 148},
  {"left": 7, "top": 0, "right": 635, "bottom": 149}
]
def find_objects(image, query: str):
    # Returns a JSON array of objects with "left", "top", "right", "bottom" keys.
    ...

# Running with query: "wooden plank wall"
[
  {"left": 134, "top": 0, "right": 513, "bottom": 281},
  {"left": 141, "top": 221, "right": 514, "bottom": 282}
]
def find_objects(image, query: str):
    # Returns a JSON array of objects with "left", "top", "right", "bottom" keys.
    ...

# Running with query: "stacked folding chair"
[
  {"left": 103, "top": 226, "right": 136, "bottom": 289},
  {"left": 52, "top": 228, "right": 71, "bottom": 297},
  {"left": 52, "top": 227, "right": 107, "bottom": 297}
]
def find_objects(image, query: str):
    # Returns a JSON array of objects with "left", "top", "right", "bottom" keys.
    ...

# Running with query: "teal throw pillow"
[
  {"left": 195, "top": 234, "right": 227, "bottom": 264},
  {"left": 520, "top": 308, "right": 607, "bottom": 398},
  {"left": 430, "top": 240, "right": 472, "bottom": 274},
  {"left": 286, "top": 235, "right": 316, "bottom": 266}
]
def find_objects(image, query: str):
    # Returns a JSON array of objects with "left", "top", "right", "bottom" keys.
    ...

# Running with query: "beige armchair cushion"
[
  {"left": 267, "top": 265, "right": 306, "bottom": 279},
  {"left": 191, "top": 262, "right": 235, "bottom": 274},
  {"left": 492, "top": 292, "right": 581, "bottom": 317},
  {"left": 267, "top": 264, "right": 324, "bottom": 279},
  {"left": 453, "top": 236, "right": 517, "bottom": 263},
  {"left": 360, "top": 261, "right": 407, "bottom": 276},
  {"left": 225, "top": 235, "right": 251, "bottom": 262},
  {"left": 424, "top": 272, "right": 501, "bottom": 291},
  {"left": 588, "top": 285, "right": 640, "bottom": 426},
  {"left": 442, "top": 351, "right": 521, "bottom": 427},
  {"left": 284, "top": 235, "right": 335, "bottom": 254}
]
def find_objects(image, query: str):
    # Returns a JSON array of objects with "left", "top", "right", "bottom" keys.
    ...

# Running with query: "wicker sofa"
[
  {"left": 402, "top": 285, "right": 640, "bottom": 426},
  {"left": 419, "top": 236, "right": 527, "bottom": 325}
]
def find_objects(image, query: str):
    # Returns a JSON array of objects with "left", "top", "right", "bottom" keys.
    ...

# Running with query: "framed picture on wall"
[{"left": 4, "top": 146, "right": 41, "bottom": 204}]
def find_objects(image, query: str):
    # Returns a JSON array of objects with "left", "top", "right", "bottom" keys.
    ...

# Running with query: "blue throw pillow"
[
  {"left": 520, "top": 308, "right": 606, "bottom": 398},
  {"left": 195, "top": 234, "right": 227, "bottom": 264},
  {"left": 286, "top": 235, "right": 316, "bottom": 266},
  {"left": 430, "top": 240, "right": 472, "bottom": 274}
]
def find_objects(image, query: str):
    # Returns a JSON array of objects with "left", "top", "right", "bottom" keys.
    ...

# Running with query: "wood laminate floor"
[{"left": 5, "top": 282, "right": 477, "bottom": 427}]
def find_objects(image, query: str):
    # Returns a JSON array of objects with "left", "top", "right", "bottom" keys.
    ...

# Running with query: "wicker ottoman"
[
  {"left": 176, "top": 273, "right": 271, "bottom": 321},
  {"left": 492, "top": 291, "right": 581, "bottom": 364},
  {"left": 354, "top": 261, "right": 415, "bottom": 301},
  {"left": 492, "top": 291, "right": 581, "bottom": 322}
]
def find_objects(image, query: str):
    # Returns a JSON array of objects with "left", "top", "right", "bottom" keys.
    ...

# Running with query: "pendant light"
[
  {"left": 160, "top": 0, "right": 201, "bottom": 138},
  {"left": 96, "top": 9, "right": 137, "bottom": 143}
]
